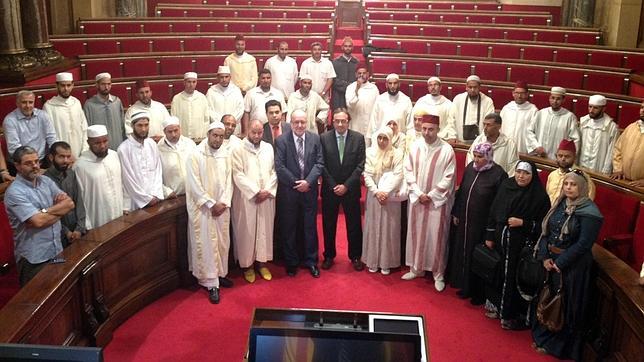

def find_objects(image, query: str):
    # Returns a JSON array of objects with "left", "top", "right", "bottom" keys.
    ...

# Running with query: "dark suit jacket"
[
  {"left": 320, "top": 129, "right": 365, "bottom": 196},
  {"left": 275, "top": 130, "right": 324, "bottom": 189},
  {"left": 262, "top": 121, "right": 292, "bottom": 147}
]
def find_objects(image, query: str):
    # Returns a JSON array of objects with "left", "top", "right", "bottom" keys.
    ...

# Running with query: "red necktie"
[{"left": 272, "top": 124, "right": 281, "bottom": 140}]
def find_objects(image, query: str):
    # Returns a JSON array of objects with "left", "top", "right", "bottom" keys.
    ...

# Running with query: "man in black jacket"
[{"left": 331, "top": 37, "right": 358, "bottom": 110}]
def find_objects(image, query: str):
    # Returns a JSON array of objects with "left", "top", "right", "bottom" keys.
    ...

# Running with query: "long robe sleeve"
[{"left": 554, "top": 216, "right": 603, "bottom": 270}]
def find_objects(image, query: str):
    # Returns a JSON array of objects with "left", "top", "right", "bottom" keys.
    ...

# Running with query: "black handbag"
[
  {"left": 471, "top": 243, "right": 501, "bottom": 285},
  {"left": 462, "top": 124, "right": 480, "bottom": 141},
  {"left": 516, "top": 240, "right": 546, "bottom": 301}
]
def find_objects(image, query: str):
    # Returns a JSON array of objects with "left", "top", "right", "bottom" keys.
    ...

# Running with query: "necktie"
[
  {"left": 338, "top": 134, "right": 345, "bottom": 164},
  {"left": 272, "top": 124, "right": 281, "bottom": 141},
  {"left": 297, "top": 136, "right": 305, "bottom": 179}
]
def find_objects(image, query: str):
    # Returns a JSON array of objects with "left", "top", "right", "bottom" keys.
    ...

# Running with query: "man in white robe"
[
  {"left": 264, "top": 41, "right": 298, "bottom": 98},
  {"left": 206, "top": 66, "right": 245, "bottom": 136},
  {"left": 74, "top": 125, "right": 125, "bottom": 230},
  {"left": 231, "top": 119, "right": 277, "bottom": 283},
  {"left": 43, "top": 72, "right": 89, "bottom": 157},
  {"left": 299, "top": 41, "right": 336, "bottom": 101},
  {"left": 124, "top": 79, "right": 170, "bottom": 143},
  {"left": 403, "top": 115, "right": 456, "bottom": 292},
  {"left": 366, "top": 73, "right": 412, "bottom": 146},
  {"left": 185, "top": 121, "right": 233, "bottom": 304},
  {"left": 287, "top": 75, "right": 329, "bottom": 134},
  {"left": 466, "top": 113, "right": 519, "bottom": 176},
  {"left": 578, "top": 94, "right": 619, "bottom": 174},
  {"left": 221, "top": 114, "right": 243, "bottom": 152},
  {"left": 117, "top": 112, "right": 166, "bottom": 210},
  {"left": 345, "top": 65, "right": 379, "bottom": 139},
  {"left": 409, "top": 76, "right": 455, "bottom": 141},
  {"left": 224, "top": 35, "right": 258, "bottom": 94},
  {"left": 526, "top": 86, "right": 581, "bottom": 160},
  {"left": 157, "top": 116, "right": 197, "bottom": 196},
  {"left": 499, "top": 81, "right": 538, "bottom": 154},
  {"left": 447, "top": 75, "right": 495, "bottom": 142},
  {"left": 170, "top": 72, "right": 210, "bottom": 143},
  {"left": 242, "top": 69, "right": 286, "bottom": 132}
]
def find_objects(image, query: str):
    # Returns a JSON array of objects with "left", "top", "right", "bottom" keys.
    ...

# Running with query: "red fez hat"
[
  {"left": 234, "top": 34, "right": 245, "bottom": 41},
  {"left": 135, "top": 79, "right": 150, "bottom": 90},
  {"left": 558, "top": 139, "right": 576, "bottom": 154},
  {"left": 515, "top": 80, "right": 529, "bottom": 91},
  {"left": 421, "top": 114, "right": 440, "bottom": 125}
]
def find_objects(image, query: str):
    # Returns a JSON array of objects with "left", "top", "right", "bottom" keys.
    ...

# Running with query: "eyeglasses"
[{"left": 567, "top": 168, "right": 584, "bottom": 176}]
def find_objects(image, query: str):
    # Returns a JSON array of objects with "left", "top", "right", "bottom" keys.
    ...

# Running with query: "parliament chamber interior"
[{"left": 0, "top": 0, "right": 642, "bottom": 361}]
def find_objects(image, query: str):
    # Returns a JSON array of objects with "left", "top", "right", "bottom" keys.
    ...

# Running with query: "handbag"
[
  {"left": 462, "top": 124, "right": 480, "bottom": 141},
  {"left": 536, "top": 272, "right": 564, "bottom": 332},
  {"left": 471, "top": 243, "right": 501, "bottom": 285},
  {"left": 516, "top": 240, "right": 546, "bottom": 301}
]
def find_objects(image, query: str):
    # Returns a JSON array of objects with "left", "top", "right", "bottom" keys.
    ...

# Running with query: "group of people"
[{"left": 2, "top": 35, "right": 643, "bottom": 361}]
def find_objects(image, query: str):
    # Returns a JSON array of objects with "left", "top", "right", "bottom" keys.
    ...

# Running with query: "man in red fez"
[
  {"left": 124, "top": 79, "right": 170, "bottom": 143},
  {"left": 545, "top": 138, "right": 596, "bottom": 204}
]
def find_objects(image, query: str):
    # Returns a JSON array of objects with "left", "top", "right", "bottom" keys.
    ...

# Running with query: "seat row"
[
  {"left": 154, "top": 4, "right": 334, "bottom": 19},
  {"left": 364, "top": 0, "right": 500, "bottom": 11},
  {"left": 366, "top": 9, "right": 552, "bottom": 26}
]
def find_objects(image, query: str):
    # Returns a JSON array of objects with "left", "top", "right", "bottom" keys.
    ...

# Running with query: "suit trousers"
[
  {"left": 279, "top": 186, "right": 319, "bottom": 267},
  {"left": 321, "top": 189, "right": 363, "bottom": 261}
]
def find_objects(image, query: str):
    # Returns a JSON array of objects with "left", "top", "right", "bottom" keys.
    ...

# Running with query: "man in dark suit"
[
  {"left": 261, "top": 99, "right": 291, "bottom": 147},
  {"left": 320, "top": 108, "right": 365, "bottom": 271},
  {"left": 275, "top": 109, "right": 325, "bottom": 277}
]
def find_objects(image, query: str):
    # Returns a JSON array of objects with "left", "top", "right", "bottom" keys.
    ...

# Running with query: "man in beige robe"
[
  {"left": 157, "top": 116, "right": 196, "bottom": 196},
  {"left": 170, "top": 72, "right": 210, "bottom": 142},
  {"left": 231, "top": 119, "right": 277, "bottom": 283}
]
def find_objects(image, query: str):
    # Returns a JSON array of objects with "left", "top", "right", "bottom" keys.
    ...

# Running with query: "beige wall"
[
  {"left": 49, "top": 0, "right": 116, "bottom": 34},
  {"left": 499, "top": 0, "right": 562, "bottom": 5},
  {"left": 594, "top": 0, "right": 642, "bottom": 48}
]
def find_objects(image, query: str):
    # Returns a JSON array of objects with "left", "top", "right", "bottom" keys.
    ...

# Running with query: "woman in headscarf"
[
  {"left": 385, "top": 118, "right": 406, "bottom": 152},
  {"left": 448, "top": 142, "right": 507, "bottom": 304},
  {"left": 531, "top": 170, "right": 603, "bottom": 361},
  {"left": 484, "top": 161, "right": 550, "bottom": 330},
  {"left": 361, "top": 126, "right": 405, "bottom": 275}
]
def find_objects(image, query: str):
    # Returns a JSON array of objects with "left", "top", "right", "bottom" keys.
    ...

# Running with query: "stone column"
[
  {"left": 0, "top": 0, "right": 38, "bottom": 71},
  {"left": 116, "top": 0, "right": 136, "bottom": 17},
  {"left": 20, "top": 0, "right": 62, "bottom": 65}
]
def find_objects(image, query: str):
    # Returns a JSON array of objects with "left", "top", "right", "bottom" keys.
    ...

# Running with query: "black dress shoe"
[
  {"left": 208, "top": 287, "right": 220, "bottom": 304},
  {"left": 456, "top": 290, "right": 469, "bottom": 299},
  {"left": 351, "top": 259, "right": 364, "bottom": 271},
  {"left": 321, "top": 258, "right": 333, "bottom": 270},
  {"left": 286, "top": 266, "right": 297, "bottom": 277},
  {"left": 218, "top": 277, "right": 233, "bottom": 288},
  {"left": 309, "top": 265, "right": 320, "bottom": 278}
]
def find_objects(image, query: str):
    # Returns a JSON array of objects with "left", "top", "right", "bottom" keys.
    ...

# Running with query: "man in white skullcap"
[
  {"left": 526, "top": 86, "right": 580, "bottom": 160},
  {"left": 224, "top": 34, "right": 258, "bottom": 95},
  {"left": 409, "top": 76, "right": 455, "bottom": 141},
  {"left": 83, "top": 72, "right": 126, "bottom": 150},
  {"left": 264, "top": 41, "right": 299, "bottom": 98},
  {"left": 242, "top": 68, "right": 286, "bottom": 133},
  {"left": 499, "top": 80, "right": 538, "bottom": 153},
  {"left": 366, "top": 73, "right": 412, "bottom": 146},
  {"left": 157, "top": 116, "right": 197, "bottom": 196},
  {"left": 124, "top": 79, "right": 170, "bottom": 143},
  {"left": 170, "top": 72, "right": 210, "bottom": 143},
  {"left": 578, "top": 94, "right": 619, "bottom": 174},
  {"left": 44, "top": 72, "right": 89, "bottom": 157},
  {"left": 74, "top": 124, "right": 125, "bottom": 230},
  {"left": 287, "top": 74, "right": 329, "bottom": 134},
  {"left": 206, "top": 66, "right": 245, "bottom": 136},
  {"left": 447, "top": 75, "right": 495, "bottom": 143},
  {"left": 345, "top": 64, "right": 379, "bottom": 140},
  {"left": 299, "top": 41, "right": 336, "bottom": 102},
  {"left": 117, "top": 111, "right": 166, "bottom": 211},
  {"left": 185, "top": 120, "right": 234, "bottom": 304}
]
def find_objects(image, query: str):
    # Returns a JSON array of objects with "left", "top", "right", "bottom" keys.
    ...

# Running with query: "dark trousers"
[
  {"left": 17, "top": 258, "right": 47, "bottom": 287},
  {"left": 321, "top": 190, "right": 362, "bottom": 261},
  {"left": 280, "top": 187, "right": 319, "bottom": 267}
]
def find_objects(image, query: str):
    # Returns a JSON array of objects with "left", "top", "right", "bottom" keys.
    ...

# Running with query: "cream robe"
[
  {"left": 499, "top": 101, "right": 538, "bottom": 153},
  {"left": 286, "top": 89, "right": 329, "bottom": 134},
  {"left": 117, "top": 136, "right": 165, "bottom": 210},
  {"left": 43, "top": 95, "right": 89, "bottom": 157},
  {"left": 578, "top": 113, "right": 619, "bottom": 174},
  {"left": 206, "top": 83, "right": 245, "bottom": 135},
  {"left": 410, "top": 94, "right": 455, "bottom": 140},
  {"left": 74, "top": 149, "right": 124, "bottom": 230},
  {"left": 171, "top": 90, "right": 210, "bottom": 141},
  {"left": 244, "top": 86, "right": 286, "bottom": 124},
  {"left": 124, "top": 100, "right": 170, "bottom": 139},
  {"left": 224, "top": 52, "right": 258, "bottom": 93},
  {"left": 448, "top": 92, "right": 495, "bottom": 141},
  {"left": 526, "top": 107, "right": 580, "bottom": 160},
  {"left": 223, "top": 134, "right": 243, "bottom": 154},
  {"left": 299, "top": 56, "right": 336, "bottom": 95},
  {"left": 404, "top": 137, "right": 456, "bottom": 278},
  {"left": 345, "top": 81, "right": 379, "bottom": 138},
  {"left": 367, "top": 92, "right": 413, "bottom": 145},
  {"left": 264, "top": 55, "right": 299, "bottom": 98},
  {"left": 546, "top": 168, "right": 596, "bottom": 205},
  {"left": 157, "top": 135, "right": 197, "bottom": 196},
  {"left": 613, "top": 120, "right": 644, "bottom": 181},
  {"left": 231, "top": 139, "right": 277, "bottom": 268},
  {"left": 362, "top": 147, "right": 404, "bottom": 270},
  {"left": 466, "top": 133, "right": 519, "bottom": 176},
  {"left": 185, "top": 141, "right": 233, "bottom": 285}
]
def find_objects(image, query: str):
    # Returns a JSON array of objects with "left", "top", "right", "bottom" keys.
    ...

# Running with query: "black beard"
[
  {"left": 94, "top": 150, "right": 108, "bottom": 159},
  {"left": 387, "top": 89, "right": 399, "bottom": 96},
  {"left": 53, "top": 163, "right": 68, "bottom": 172}
]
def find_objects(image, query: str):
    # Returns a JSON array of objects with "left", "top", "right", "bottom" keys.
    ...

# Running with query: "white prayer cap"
[
  {"left": 184, "top": 72, "right": 198, "bottom": 80},
  {"left": 217, "top": 65, "right": 231, "bottom": 74},
  {"left": 515, "top": 161, "right": 533, "bottom": 174},
  {"left": 427, "top": 76, "right": 441, "bottom": 84},
  {"left": 87, "top": 125, "right": 108, "bottom": 138},
  {"left": 95, "top": 72, "right": 111, "bottom": 82},
  {"left": 162, "top": 116, "right": 180, "bottom": 129},
  {"left": 588, "top": 94, "right": 607, "bottom": 106},
  {"left": 550, "top": 86, "right": 566, "bottom": 95},
  {"left": 385, "top": 73, "right": 399, "bottom": 81},
  {"left": 130, "top": 111, "right": 150, "bottom": 125},
  {"left": 466, "top": 75, "right": 481, "bottom": 83},
  {"left": 208, "top": 121, "right": 225, "bottom": 132},
  {"left": 56, "top": 72, "right": 73, "bottom": 82},
  {"left": 299, "top": 74, "right": 313, "bottom": 81}
]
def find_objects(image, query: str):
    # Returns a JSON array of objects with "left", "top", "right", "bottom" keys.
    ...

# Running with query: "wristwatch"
[{"left": 40, "top": 208, "right": 48, "bottom": 213}]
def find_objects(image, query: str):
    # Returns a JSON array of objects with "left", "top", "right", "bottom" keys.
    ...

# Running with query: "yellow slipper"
[
  {"left": 243, "top": 268, "right": 256, "bottom": 283},
  {"left": 258, "top": 267, "right": 272, "bottom": 281}
]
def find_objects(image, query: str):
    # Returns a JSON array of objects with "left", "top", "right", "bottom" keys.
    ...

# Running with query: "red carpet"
[{"left": 104, "top": 212, "right": 556, "bottom": 362}]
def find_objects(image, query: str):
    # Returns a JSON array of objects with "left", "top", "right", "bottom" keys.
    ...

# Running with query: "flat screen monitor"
[
  {"left": 248, "top": 327, "right": 421, "bottom": 362},
  {"left": 0, "top": 343, "right": 103, "bottom": 362},
  {"left": 368, "top": 315, "right": 427, "bottom": 362}
]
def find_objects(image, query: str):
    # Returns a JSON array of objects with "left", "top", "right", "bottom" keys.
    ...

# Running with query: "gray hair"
[{"left": 12, "top": 145, "right": 37, "bottom": 164}]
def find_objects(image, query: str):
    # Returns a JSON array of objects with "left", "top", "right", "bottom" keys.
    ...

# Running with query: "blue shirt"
[
  {"left": 4, "top": 174, "right": 64, "bottom": 263},
  {"left": 3, "top": 108, "right": 58, "bottom": 160}
]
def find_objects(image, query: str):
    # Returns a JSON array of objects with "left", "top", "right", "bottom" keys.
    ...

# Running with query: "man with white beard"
[
  {"left": 366, "top": 73, "right": 412, "bottom": 146},
  {"left": 171, "top": 72, "right": 210, "bottom": 143},
  {"left": 157, "top": 116, "right": 197, "bottom": 196},
  {"left": 499, "top": 81, "right": 538, "bottom": 153},
  {"left": 206, "top": 66, "right": 245, "bottom": 136},
  {"left": 409, "top": 76, "right": 455, "bottom": 141}
]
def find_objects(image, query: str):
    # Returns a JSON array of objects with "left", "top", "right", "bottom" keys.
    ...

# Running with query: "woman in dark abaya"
[
  {"left": 531, "top": 170, "right": 603, "bottom": 361},
  {"left": 484, "top": 161, "right": 550, "bottom": 330},
  {"left": 448, "top": 142, "right": 507, "bottom": 304}
]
